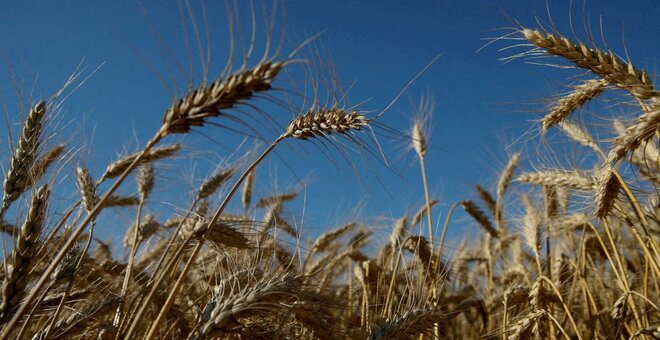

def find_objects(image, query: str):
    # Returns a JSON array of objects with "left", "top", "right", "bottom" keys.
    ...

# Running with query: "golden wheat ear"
[
  {"left": 2, "top": 102, "right": 47, "bottom": 216},
  {"left": 159, "top": 61, "right": 286, "bottom": 137},
  {"left": 519, "top": 28, "right": 656, "bottom": 100}
]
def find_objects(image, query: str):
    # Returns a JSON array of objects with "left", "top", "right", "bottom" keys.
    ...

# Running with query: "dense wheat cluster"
[{"left": 0, "top": 6, "right": 658, "bottom": 340}]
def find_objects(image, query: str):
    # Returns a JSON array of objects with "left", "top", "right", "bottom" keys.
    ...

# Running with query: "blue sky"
[{"left": 1, "top": 1, "right": 658, "bottom": 249}]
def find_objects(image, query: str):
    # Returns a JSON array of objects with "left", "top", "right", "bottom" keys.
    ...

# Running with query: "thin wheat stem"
[
  {"left": 114, "top": 198, "right": 145, "bottom": 327},
  {"left": 418, "top": 157, "right": 434, "bottom": 252},
  {"left": 123, "top": 198, "right": 200, "bottom": 339}
]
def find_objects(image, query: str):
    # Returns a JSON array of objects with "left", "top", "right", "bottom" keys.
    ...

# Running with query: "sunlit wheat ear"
[
  {"left": 283, "top": 107, "right": 369, "bottom": 140},
  {"left": 2, "top": 102, "right": 47, "bottom": 213},
  {"left": 369, "top": 307, "right": 448, "bottom": 340},
  {"left": 241, "top": 169, "right": 255, "bottom": 211},
  {"left": 558, "top": 121, "right": 604, "bottom": 156},
  {"left": 159, "top": 61, "right": 285, "bottom": 137},
  {"left": 607, "top": 103, "right": 660, "bottom": 165},
  {"left": 75, "top": 168, "right": 98, "bottom": 212},
  {"left": 519, "top": 28, "right": 657, "bottom": 100},
  {"left": 137, "top": 163, "right": 154, "bottom": 201},
  {"left": 99, "top": 143, "right": 181, "bottom": 181},
  {"left": 594, "top": 169, "right": 620, "bottom": 218},
  {"left": 197, "top": 167, "right": 235, "bottom": 200},
  {"left": 311, "top": 222, "right": 355, "bottom": 253},
  {"left": 542, "top": 79, "right": 608, "bottom": 133},
  {"left": 196, "top": 273, "right": 301, "bottom": 337},
  {"left": 508, "top": 310, "right": 545, "bottom": 340},
  {"left": 412, "top": 121, "right": 427, "bottom": 158},
  {"left": 0, "top": 185, "right": 49, "bottom": 319},
  {"left": 518, "top": 170, "right": 596, "bottom": 191},
  {"left": 27, "top": 144, "right": 65, "bottom": 189},
  {"left": 123, "top": 214, "right": 160, "bottom": 249}
]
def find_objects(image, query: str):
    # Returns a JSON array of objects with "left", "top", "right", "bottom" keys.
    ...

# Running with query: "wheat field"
[{"left": 0, "top": 3, "right": 658, "bottom": 340}]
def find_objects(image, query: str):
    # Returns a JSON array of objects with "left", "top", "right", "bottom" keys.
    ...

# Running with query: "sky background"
[{"left": 0, "top": 1, "right": 658, "bottom": 253}]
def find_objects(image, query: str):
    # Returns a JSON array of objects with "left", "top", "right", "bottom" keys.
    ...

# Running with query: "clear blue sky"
[{"left": 1, "top": 1, "right": 658, "bottom": 249}]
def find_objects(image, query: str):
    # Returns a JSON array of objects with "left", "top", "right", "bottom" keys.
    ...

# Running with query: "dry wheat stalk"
[
  {"left": 2, "top": 102, "right": 47, "bottom": 214},
  {"left": 521, "top": 28, "right": 657, "bottom": 100},
  {"left": 0, "top": 186, "right": 49, "bottom": 319},
  {"left": 542, "top": 79, "right": 608, "bottom": 133},
  {"left": 159, "top": 61, "right": 285, "bottom": 137}
]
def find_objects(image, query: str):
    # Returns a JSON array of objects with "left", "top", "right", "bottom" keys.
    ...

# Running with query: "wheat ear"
[
  {"left": 2, "top": 102, "right": 47, "bottom": 216},
  {"left": 496, "top": 153, "right": 521, "bottom": 233},
  {"left": 607, "top": 104, "right": 659, "bottom": 165},
  {"left": 160, "top": 61, "right": 285, "bottom": 137},
  {"left": 100, "top": 143, "right": 181, "bottom": 181},
  {"left": 542, "top": 79, "right": 608, "bottom": 133},
  {"left": 521, "top": 28, "right": 657, "bottom": 100},
  {"left": 0, "top": 185, "right": 49, "bottom": 320},
  {"left": 518, "top": 170, "right": 596, "bottom": 191},
  {"left": 195, "top": 273, "right": 301, "bottom": 338},
  {"left": 461, "top": 200, "right": 499, "bottom": 238}
]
